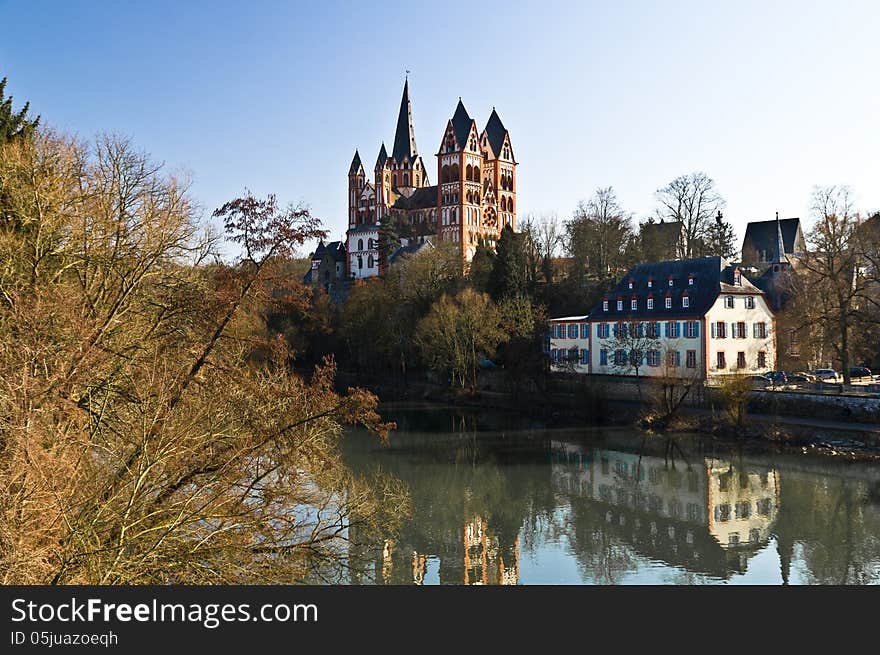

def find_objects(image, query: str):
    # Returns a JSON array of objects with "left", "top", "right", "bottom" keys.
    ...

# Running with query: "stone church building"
[{"left": 346, "top": 79, "right": 518, "bottom": 278}]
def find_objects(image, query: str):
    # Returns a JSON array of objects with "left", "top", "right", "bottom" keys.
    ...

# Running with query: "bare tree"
[
  {"left": 566, "top": 186, "right": 635, "bottom": 283},
  {"left": 655, "top": 172, "right": 725, "bottom": 259},
  {"left": 606, "top": 318, "right": 662, "bottom": 401},
  {"left": 0, "top": 131, "right": 407, "bottom": 584},
  {"left": 523, "top": 212, "right": 562, "bottom": 283},
  {"left": 796, "top": 185, "right": 871, "bottom": 384}
]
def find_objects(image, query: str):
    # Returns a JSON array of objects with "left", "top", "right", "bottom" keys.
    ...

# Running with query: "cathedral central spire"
[{"left": 392, "top": 78, "right": 418, "bottom": 161}]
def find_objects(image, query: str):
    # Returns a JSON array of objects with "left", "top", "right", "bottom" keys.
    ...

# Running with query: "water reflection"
[
  {"left": 552, "top": 442, "right": 779, "bottom": 580},
  {"left": 342, "top": 406, "right": 880, "bottom": 585}
]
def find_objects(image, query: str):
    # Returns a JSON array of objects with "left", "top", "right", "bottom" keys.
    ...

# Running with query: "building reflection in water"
[
  {"left": 343, "top": 408, "right": 880, "bottom": 584},
  {"left": 551, "top": 441, "right": 780, "bottom": 576},
  {"left": 374, "top": 516, "right": 520, "bottom": 585}
]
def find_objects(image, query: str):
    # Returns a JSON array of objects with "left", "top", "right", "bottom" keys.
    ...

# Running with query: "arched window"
[
  {"left": 473, "top": 165, "right": 480, "bottom": 180},
  {"left": 403, "top": 172, "right": 409, "bottom": 186},
  {"left": 358, "top": 238, "right": 363, "bottom": 251},
  {"left": 466, "top": 164, "right": 473, "bottom": 181},
  {"left": 368, "top": 254, "right": 374, "bottom": 268},
  {"left": 451, "top": 164, "right": 459, "bottom": 180},
  {"left": 358, "top": 256, "right": 363, "bottom": 270},
  {"left": 508, "top": 198, "right": 514, "bottom": 213}
]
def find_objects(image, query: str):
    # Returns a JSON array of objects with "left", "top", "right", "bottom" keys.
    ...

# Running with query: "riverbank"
[{"left": 332, "top": 368, "right": 880, "bottom": 459}]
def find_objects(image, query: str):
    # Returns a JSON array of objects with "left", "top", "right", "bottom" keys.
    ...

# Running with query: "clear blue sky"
[{"left": 2, "top": 0, "right": 878, "bottom": 259}]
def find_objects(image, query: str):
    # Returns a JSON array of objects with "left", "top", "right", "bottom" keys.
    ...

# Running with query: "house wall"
[
  {"left": 704, "top": 293, "right": 776, "bottom": 376},
  {"left": 347, "top": 229, "right": 380, "bottom": 279},
  {"left": 548, "top": 319, "right": 591, "bottom": 373},
  {"left": 587, "top": 317, "right": 706, "bottom": 379}
]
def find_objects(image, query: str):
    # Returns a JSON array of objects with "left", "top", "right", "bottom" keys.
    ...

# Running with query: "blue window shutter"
[
  {"left": 676, "top": 351, "right": 681, "bottom": 367},
  {"left": 711, "top": 322, "right": 716, "bottom": 338},
  {"left": 695, "top": 321, "right": 700, "bottom": 337}
]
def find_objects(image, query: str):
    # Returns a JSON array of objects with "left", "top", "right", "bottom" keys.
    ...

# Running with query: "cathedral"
[{"left": 346, "top": 79, "right": 517, "bottom": 278}]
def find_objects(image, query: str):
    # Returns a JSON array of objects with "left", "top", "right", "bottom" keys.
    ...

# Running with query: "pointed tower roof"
[
  {"left": 451, "top": 98, "right": 473, "bottom": 147},
  {"left": 392, "top": 78, "right": 418, "bottom": 161},
  {"left": 774, "top": 212, "right": 788, "bottom": 264},
  {"left": 375, "top": 142, "right": 388, "bottom": 169},
  {"left": 483, "top": 108, "right": 508, "bottom": 156},
  {"left": 348, "top": 150, "right": 363, "bottom": 175}
]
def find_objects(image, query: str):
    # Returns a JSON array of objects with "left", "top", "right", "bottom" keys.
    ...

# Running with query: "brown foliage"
[{"left": 0, "top": 132, "right": 406, "bottom": 584}]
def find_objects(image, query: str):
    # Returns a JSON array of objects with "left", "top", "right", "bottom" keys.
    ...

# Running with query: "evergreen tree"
[
  {"left": 705, "top": 210, "right": 737, "bottom": 259},
  {"left": 488, "top": 224, "right": 528, "bottom": 300},
  {"left": 0, "top": 77, "right": 40, "bottom": 144},
  {"left": 468, "top": 240, "right": 495, "bottom": 293},
  {"left": 377, "top": 213, "right": 401, "bottom": 270}
]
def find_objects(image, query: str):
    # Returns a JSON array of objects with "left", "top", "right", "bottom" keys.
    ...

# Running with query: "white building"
[
  {"left": 549, "top": 256, "right": 776, "bottom": 380},
  {"left": 347, "top": 224, "right": 380, "bottom": 279}
]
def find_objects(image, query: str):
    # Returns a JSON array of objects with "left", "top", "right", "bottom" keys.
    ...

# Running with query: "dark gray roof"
[
  {"left": 348, "top": 223, "right": 380, "bottom": 234},
  {"left": 388, "top": 239, "right": 432, "bottom": 264},
  {"left": 392, "top": 79, "right": 418, "bottom": 161},
  {"left": 483, "top": 108, "right": 507, "bottom": 157},
  {"left": 348, "top": 150, "right": 362, "bottom": 175},
  {"left": 589, "top": 256, "right": 763, "bottom": 320},
  {"left": 375, "top": 142, "right": 388, "bottom": 169},
  {"left": 392, "top": 185, "right": 437, "bottom": 210},
  {"left": 451, "top": 99, "right": 474, "bottom": 148},
  {"left": 303, "top": 241, "right": 345, "bottom": 283},
  {"left": 742, "top": 218, "right": 803, "bottom": 259}
]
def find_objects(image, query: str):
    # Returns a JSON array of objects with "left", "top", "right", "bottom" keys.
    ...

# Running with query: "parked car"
[
  {"left": 749, "top": 374, "right": 772, "bottom": 389},
  {"left": 849, "top": 366, "right": 872, "bottom": 381},
  {"left": 766, "top": 371, "right": 788, "bottom": 386},
  {"left": 788, "top": 372, "right": 814, "bottom": 384},
  {"left": 812, "top": 369, "right": 840, "bottom": 382}
]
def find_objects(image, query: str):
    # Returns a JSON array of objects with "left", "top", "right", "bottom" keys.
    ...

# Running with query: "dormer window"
[
  {"left": 603, "top": 300, "right": 609, "bottom": 312},
  {"left": 733, "top": 268, "right": 742, "bottom": 286},
  {"left": 647, "top": 279, "right": 653, "bottom": 288},
  {"left": 617, "top": 300, "right": 623, "bottom": 311},
  {"left": 665, "top": 297, "right": 672, "bottom": 309},
  {"left": 682, "top": 292, "right": 690, "bottom": 308},
  {"left": 668, "top": 277, "right": 674, "bottom": 287},
  {"left": 647, "top": 298, "right": 654, "bottom": 310},
  {"left": 688, "top": 275, "right": 695, "bottom": 286},
  {"left": 628, "top": 280, "right": 634, "bottom": 289},
  {"left": 631, "top": 299, "right": 637, "bottom": 311}
]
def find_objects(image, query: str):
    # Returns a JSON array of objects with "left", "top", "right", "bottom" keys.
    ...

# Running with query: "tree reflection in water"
[{"left": 342, "top": 405, "right": 880, "bottom": 585}]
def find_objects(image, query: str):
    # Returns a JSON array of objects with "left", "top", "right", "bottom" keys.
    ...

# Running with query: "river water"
[{"left": 341, "top": 404, "right": 880, "bottom": 585}]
